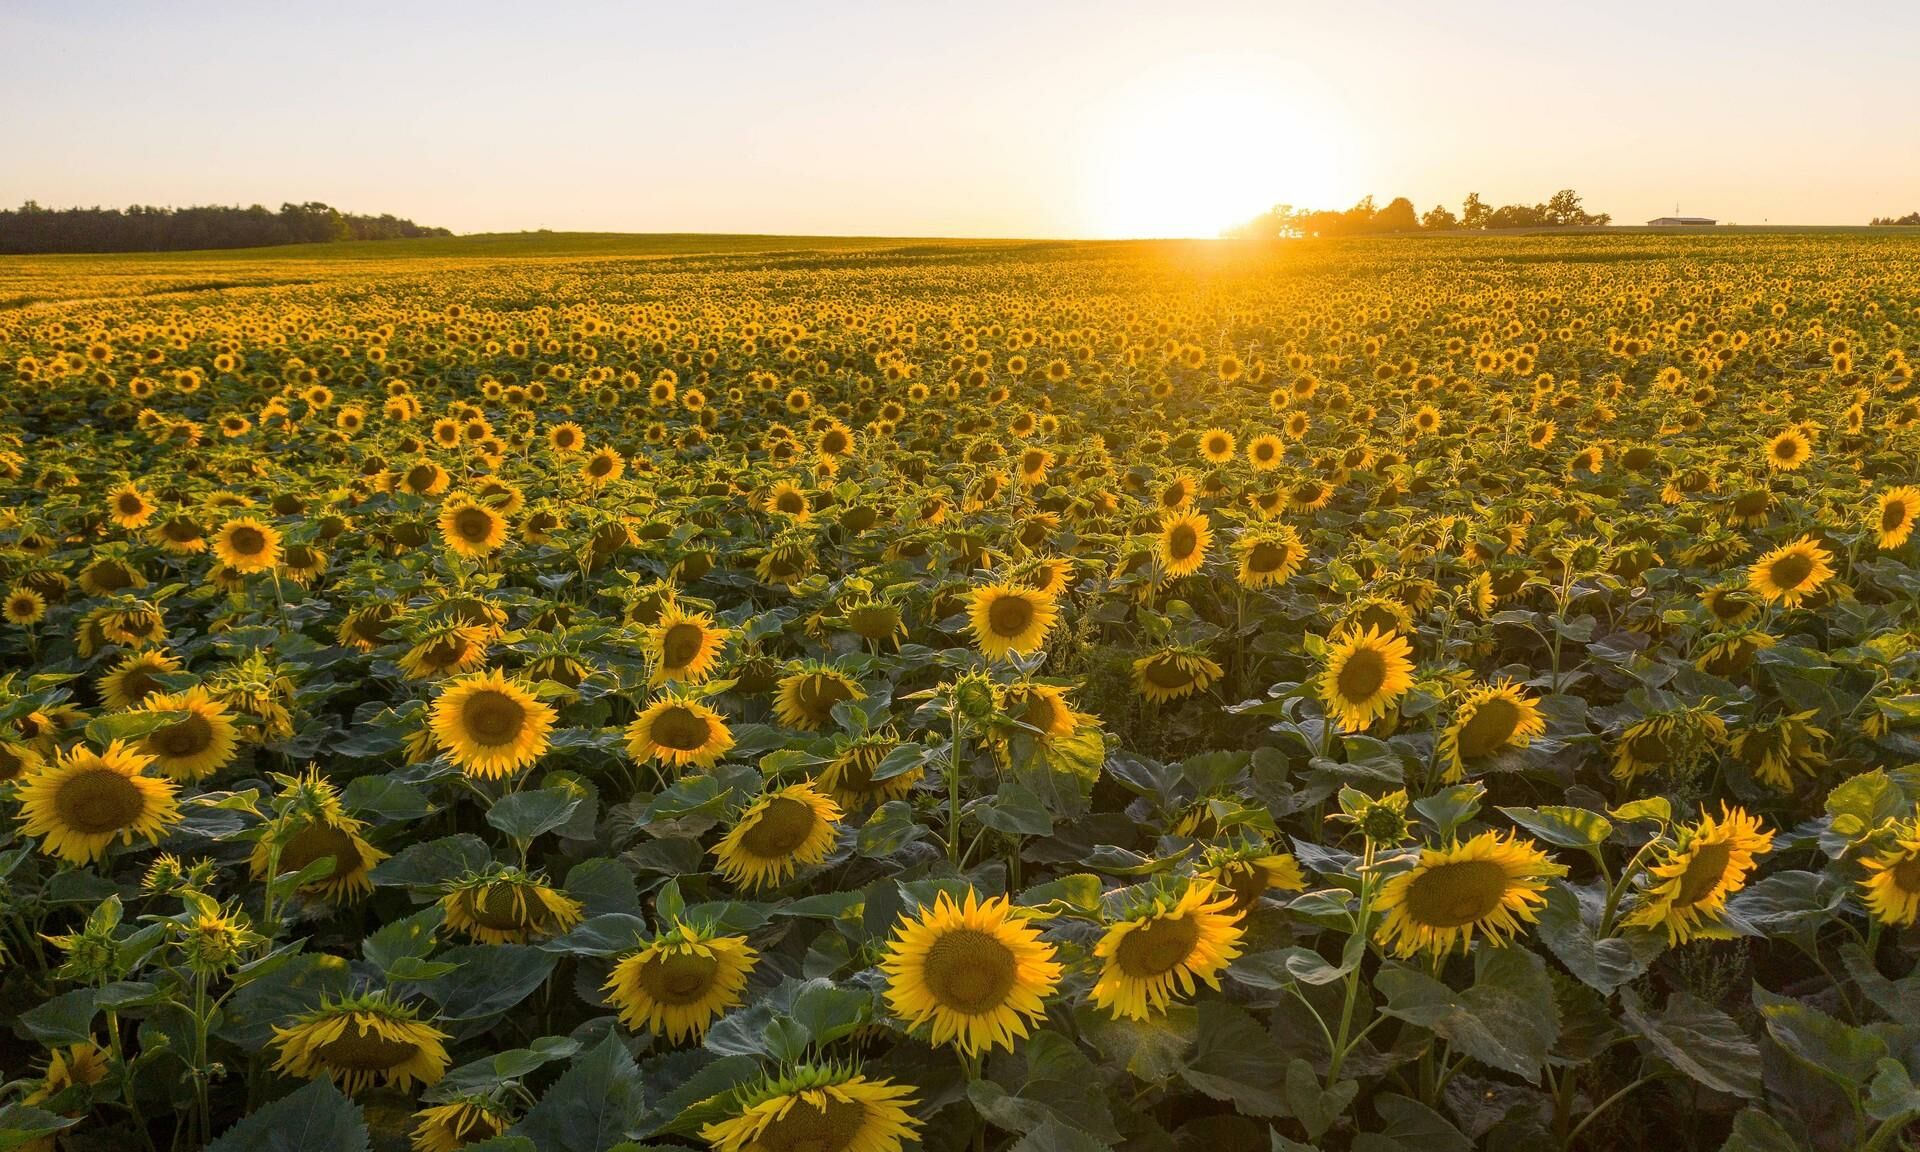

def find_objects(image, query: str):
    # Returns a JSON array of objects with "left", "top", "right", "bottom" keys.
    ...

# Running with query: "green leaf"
[
  {"left": 1180, "top": 1001, "right": 1291, "bottom": 1116},
  {"left": 1608, "top": 797, "right": 1670, "bottom": 825},
  {"left": 1754, "top": 983, "right": 1887, "bottom": 1085},
  {"left": 973, "top": 780, "right": 1054, "bottom": 836},
  {"left": 1006, "top": 1122, "right": 1116, "bottom": 1152},
  {"left": 1351, "top": 1093, "right": 1472, "bottom": 1152},
  {"left": 1619, "top": 989, "right": 1760, "bottom": 1098},
  {"left": 968, "top": 1030, "right": 1121, "bottom": 1141},
  {"left": 217, "top": 953, "right": 353, "bottom": 1049},
  {"left": 1284, "top": 1059, "right": 1356, "bottom": 1141},
  {"left": 0, "top": 1105, "right": 77, "bottom": 1149},
  {"left": 1867, "top": 1058, "right": 1920, "bottom": 1122},
  {"left": 1823, "top": 770, "right": 1906, "bottom": 846},
  {"left": 370, "top": 834, "right": 492, "bottom": 887},
  {"left": 1376, "top": 948, "right": 1558, "bottom": 1083},
  {"left": 363, "top": 905, "right": 445, "bottom": 975},
  {"left": 487, "top": 787, "right": 583, "bottom": 842},
  {"left": 204, "top": 1079, "right": 369, "bottom": 1152},
  {"left": 341, "top": 773, "right": 431, "bottom": 820},
  {"left": 1413, "top": 783, "right": 1484, "bottom": 838},
  {"left": 509, "top": 1034, "right": 647, "bottom": 1152},
  {"left": 1017, "top": 874, "right": 1104, "bottom": 915},
  {"left": 415, "top": 945, "right": 558, "bottom": 1022},
  {"left": 1719, "top": 1108, "right": 1805, "bottom": 1152},
  {"left": 20, "top": 988, "right": 96, "bottom": 1046},
  {"left": 1497, "top": 805, "right": 1612, "bottom": 849},
  {"left": 1075, "top": 1003, "right": 1194, "bottom": 1084},
  {"left": 436, "top": 1036, "right": 582, "bottom": 1098},
  {"left": 1535, "top": 884, "right": 1662, "bottom": 993}
]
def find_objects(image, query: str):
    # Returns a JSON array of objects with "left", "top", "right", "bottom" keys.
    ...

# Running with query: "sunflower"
[
  {"left": 1872, "top": 485, "right": 1920, "bottom": 550},
  {"left": 605, "top": 920, "right": 758, "bottom": 1041},
  {"left": 1624, "top": 806, "right": 1772, "bottom": 944},
  {"left": 1199, "top": 427, "right": 1236, "bottom": 464},
  {"left": 430, "top": 668, "right": 555, "bottom": 779},
  {"left": 1763, "top": 428, "right": 1811, "bottom": 471},
  {"left": 701, "top": 1065, "right": 921, "bottom": 1152},
  {"left": 106, "top": 482, "right": 156, "bottom": 529},
  {"left": 1132, "top": 648, "right": 1223, "bottom": 703},
  {"left": 1694, "top": 627, "right": 1775, "bottom": 678},
  {"left": 765, "top": 480, "right": 812, "bottom": 521},
  {"left": 15, "top": 741, "right": 181, "bottom": 864},
  {"left": 1730, "top": 710, "right": 1828, "bottom": 791},
  {"left": 1374, "top": 831, "right": 1562, "bottom": 958},
  {"left": 626, "top": 695, "right": 734, "bottom": 771},
  {"left": 997, "top": 682, "right": 1081, "bottom": 741},
  {"left": 1202, "top": 847, "right": 1309, "bottom": 912},
  {"left": 965, "top": 583, "right": 1059, "bottom": 660},
  {"left": 271, "top": 992, "right": 450, "bottom": 1095},
  {"left": 1090, "top": 882, "right": 1245, "bottom": 1020},
  {"left": 582, "top": 446, "right": 625, "bottom": 485},
  {"left": 94, "top": 649, "right": 178, "bottom": 710},
  {"left": 1859, "top": 822, "right": 1920, "bottom": 927},
  {"left": 1699, "top": 584, "right": 1760, "bottom": 627},
  {"left": 212, "top": 516, "right": 282, "bottom": 574},
  {"left": 441, "top": 867, "right": 585, "bottom": 944},
  {"left": 437, "top": 498, "right": 510, "bottom": 558},
  {"left": 880, "top": 889, "right": 1062, "bottom": 1056},
  {"left": 1746, "top": 534, "right": 1835, "bottom": 607},
  {"left": 1155, "top": 513, "right": 1211, "bottom": 579},
  {"left": 4, "top": 585, "right": 46, "bottom": 626},
  {"left": 336, "top": 603, "right": 401, "bottom": 652},
  {"left": 814, "top": 732, "right": 922, "bottom": 808},
  {"left": 773, "top": 664, "right": 866, "bottom": 731},
  {"left": 1438, "top": 680, "right": 1544, "bottom": 781},
  {"left": 648, "top": 605, "right": 729, "bottom": 685},
  {"left": 139, "top": 687, "right": 240, "bottom": 781},
  {"left": 411, "top": 1097, "right": 513, "bottom": 1152},
  {"left": 1235, "top": 524, "right": 1305, "bottom": 588},
  {"left": 713, "top": 782, "right": 842, "bottom": 890},
  {"left": 1246, "top": 433, "right": 1284, "bottom": 471},
  {"left": 398, "top": 624, "right": 491, "bottom": 680},
  {"left": 547, "top": 421, "right": 587, "bottom": 453},
  {"left": 1610, "top": 710, "right": 1726, "bottom": 781},
  {"left": 1318, "top": 626, "right": 1415, "bottom": 732},
  {"left": 249, "top": 770, "right": 387, "bottom": 902}
]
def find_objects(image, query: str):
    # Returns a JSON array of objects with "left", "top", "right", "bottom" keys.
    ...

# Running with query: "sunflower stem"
[{"left": 948, "top": 705, "right": 966, "bottom": 870}]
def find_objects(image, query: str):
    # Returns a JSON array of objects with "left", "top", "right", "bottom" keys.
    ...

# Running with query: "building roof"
[{"left": 1648, "top": 216, "right": 1716, "bottom": 225}]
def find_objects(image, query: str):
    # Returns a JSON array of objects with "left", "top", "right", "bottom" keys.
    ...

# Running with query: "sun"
[{"left": 1082, "top": 57, "right": 1348, "bottom": 238}]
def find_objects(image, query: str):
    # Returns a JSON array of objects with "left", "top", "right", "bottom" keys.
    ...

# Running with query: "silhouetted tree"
[
  {"left": 1421, "top": 204, "right": 1459, "bottom": 230},
  {"left": 1375, "top": 197, "right": 1420, "bottom": 232},
  {"left": 0, "top": 201, "right": 450, "bottom": 253},
  {"left": 1871, "top": 211, "right": 1920, "bottom": 225},
  {"left": 1460, "top": 193, "right": 1491, "bottom": 230}
]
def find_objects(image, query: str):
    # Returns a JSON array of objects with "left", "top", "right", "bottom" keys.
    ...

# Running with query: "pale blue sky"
[{"left": 4, "top": 1, "right": 1916, "bottom": 237}]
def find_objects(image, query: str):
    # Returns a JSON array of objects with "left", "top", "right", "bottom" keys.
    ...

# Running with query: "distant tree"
[
  {"left": 1461, "top": 193, "right": 1491, "bottom": 230},
  {"left": 1871, "top": 211, "right": 1920, "bottom": 225},
  {"left": 0, "top": 201, "right": 450, "bottom": 254},
  {"left": 1341, "top": 196, "right": 1378, "bottom": 233},
  {"left": 1374, "top": 197, "right": 1420, "bottom": 233},
  {"left": 1421, "top": 204, "right": 1459, "bottom": 230},
  {"left": 1545, "top": 189, "right": 1610, "bottom": 226}
]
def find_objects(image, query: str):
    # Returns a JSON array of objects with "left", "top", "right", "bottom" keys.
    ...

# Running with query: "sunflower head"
[
  {"left": 139, "top": 687, "right": 241, "bottom": 782},
  {"left": 1132, "top": 648, "right": 1224, "bottom": 704},
  {"left": 627, "top": 694, "right": 734, "bottom": 772},
  {"left": 1092, "top": 880, "right": 1246, "bottom": 1020},
  {"left": 1318, "top": 625, "right": 1416, "bottom": 733},
  {"left": 700, "top": 1064, "right": 921, "bottom": 1152},
  {"left": 411, "top": 1096, "right": 514, "bottom": 1152},
  {"left": 1746, "top": 535, "right": 1836, "bottom": 607},
  {"left": 1860, "top": 821, "right": 1920, "bottom": 928},
  {"left": 1625, "top": 806, "right": 1772, "bottom": 943},
  {"left": 605, "top": 919, "right": 759, "bottom": 1042},
  {"left": 648, "top": 606, "right": 729, "bottom": 686},
  {"left": 16, "top": 740, "right": 181, "bottom": 864},
  {"left": 441, "top": 866, "right": 586, "bottom": 944},
  {"left": 713, "top": 782, "right": 842, "bottom": 890},
  {"left": 1374, "top": 830, "right": 1563, "bottom": 958},
  {"left": 429, "top": 668, "right": 556, "bottom": 779},
  {"left": 271, "top": 991, "right": 450, "bottom": 1095},
  {"left": 966, "top": 583, "right": 1060, "bottom": 661},
  {"left": 880, "top": 889, "right": 1063, "bottom": 1056},
  {"left": 1438, "top": 680, "right": 1544, "bottom": 781},
  {"left": 773, "top": 664, "right": 866, "bottom": 731}
]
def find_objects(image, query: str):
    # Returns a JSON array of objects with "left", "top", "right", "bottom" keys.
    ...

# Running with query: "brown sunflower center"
[
  {"left": 453, "top": 507, "right": 496, "bottom": 543},
  {"left": 280, "top": 823, "right": 367, "bottom": 879},
  {"left": 589, "top": 455, "right": 616, "bottom": 476},
  {"left": 756, "top": 1095, "right": 869, "bottom": 1152},
  {"left": 661, "top": 623, "right": 707, "bottom": 669},
  {"left": 636, "top": 949, "right": 721, "bottom": 1005},
  {"left": 153, "top": 711, "right": 215, "bottom": 758},
  {"left": 226, "top": 526, "right": 268, "bottom": 556},
  {"left": 1115, "top": 913, "right": 1201, "bottom": 978},
  {"left": 1766, "top": 552, "right": 1815, "bottom": 591},
  {"left": 1674, "top": 841, "right": 1733, "bottom": 907},
  {"left": 1732, "top": 491, "right": 1770, "bottom": 517},
  {"left": 795, "top": 675, "right": 851, "bottom": 720},
  {"left": 1455, "top": 697, "right": 1521, "bottom": 760},
  {"left": 1891, "top": 856, "right": 1920, "bottom": 894},
  {"left": 650, "top": 705, "right": 714, "bottom": 752},
  {"left": 1628, "top": 729, "right": 1673, "bottom": 763},
  {"left": 1772, "top": 438, "right": 1801, "bottom": 461},
  {"left": 986, "top": 594, "right": 1036, "bottom": 638},
  {"left": 1884, "top": 501, "right": 1911, "bottom": 533},
  {"left": 315, "top": 1025, "right": 419, "bottom": 1072},
  {"left": 474, "top": 882, "right": 542, "bottom": 930},
  {"left": 922, "top": 927, "right": 1018, "bottom": 1013},
  {"left": 740, "top": 797, "right": 818, "bottom": 858},
  {"left": 461, "top": 689, "right": 527, "bottom": 747},
  {"left": 1143, "top": 657, "right": 1196, "bottom": 690},
  {"left": 53, "top": 768, "right": 147, "bottom": 834},
  {"left": 1247, "top": 542, "right": 1290, "bottom": 573},
  {"left": 1404, "top": 859, "right": 1510, "bottom": 928},
  {"left": 1335, "top": 648, "right": 1389, "bottom": 702},
  {"left": 117, "top": 493, "right": 145, "bottom": 515},
  {"left": 1167, "top": 524, "right": 1198, "bottom": 560}
]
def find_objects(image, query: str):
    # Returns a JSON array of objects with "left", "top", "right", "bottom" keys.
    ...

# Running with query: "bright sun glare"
[{"left": 1083, "top": 60, "right": 1348, "bottom": 239}]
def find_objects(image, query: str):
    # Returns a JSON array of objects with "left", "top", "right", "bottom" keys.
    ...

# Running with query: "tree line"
[
  {"left": 0, "top": 201, "right": 451, "bottom": 254},
  {"left": 1231, "top": 190, "right": 1610, "bottom": 239},
  {"left": 1870, "top": 211, "right": 1920, "bottom": 226}
]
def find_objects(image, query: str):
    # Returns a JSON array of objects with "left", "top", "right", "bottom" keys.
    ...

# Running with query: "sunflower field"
[{"left": 4, "top": 232, "right": 1920, "bottom": 1152}]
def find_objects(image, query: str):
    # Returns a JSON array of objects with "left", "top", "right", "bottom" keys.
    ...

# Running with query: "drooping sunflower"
[
  {"left": 814, "top": 731, "right": 922, "bottom": 809},
  {"left": 1699, "top": 584, "right": 1761, "bottom": 627},
  {"left": 429, "top": 668, "right": 556, "bottom": 779},
  {"left": 1438, "top": 680, "right": 1545, "bottom": 781},
  {"left": 15, "top": 740, "right": 181, "bottom": 864},
  {"left": 336, "top": 603, "right": 401, "bottom": 652},
  {"left": 626, "top": 695, "right": 734, "bottom": 771},
  {"left": 249, "top": 770, "right": 387, "bottom": 902},
  {"left": 965, "top": 583, "right": 1059, "bottom": 660},
  {"left": 1091, "top": 881, "right": 1246, "bottom": 1020},
  {"left": 152, "top": 514, "right": 207, "bottom": 554},
  {"left": 271, "top": 992, "right": 450, "bottom": 1095},
  {"left": 1730, "top": 710, "right": 1828, "bottom": 791},
  {"left": 1624, "top": 806, "right": 1772, "bottom": 944},
  {"left": 1201, "top": 846, "right": 1309, "bottom": 912},
  {"left": 713, "top": 782, "right": 842, "bottom": 890},
  {"left": 1694, "top": 627, "right": 1776, "bottom": 678},
  {"left": 996, "top": 682, "right": 1082, "bottom": 741},
  {"left": 773, "top": 663, "right": 867, "bottom": 731},
  {"left": 880, "top": 889, "right": 1062, "bottom": 1056},
  {"left": 411, "top": 1097, "right": 513, "bottom": 1152},
  {"left": 1746, "top": 535, "right": 1835, "bottom": 607},
  {"left": 1858, "top": 822, "right": 1920, "bottom": 927},
  {"left": 1318, "top": 626, "right": 1415, "bottom": 732},
  {"left": 441, "top": 867, "right": 585, "bottom": 944},
  {"left": 139, "top": 687, "right": 241, "bottom": 782},
  {"left": 701, "top": 1065, "right": 921, "bottom": 1152},
  {"left": 211, "top": 516, "right": 282, "bottom": 574},
  {"left": 1235, "top": 524, "right": 1305, "bottom": 588},
  {"left": 1872, "top": 485, "right": 1920, "bottom": 550},
  {"left": 604, "top": 920, "right": 758, "bottom": 1041},
  {"left": 648, "top": 605, "right": 729, "bottom": 686},
  {"left": 1155, "top": 512, "right": 1211, "bottom": 579},
  {"left": 437, "top": 497, "right": 510, "bottom": 558},
  {"left": 1132, "top": 648, "right": 1223, "bottom": 704},
  {"left": 1374, "top": 831, "right": 1562, "bottom": 958}
]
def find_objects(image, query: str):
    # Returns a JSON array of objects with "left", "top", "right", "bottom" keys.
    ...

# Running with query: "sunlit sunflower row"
[{"left": 4, "top": 233, "right": 1920, "bottom": 1151}]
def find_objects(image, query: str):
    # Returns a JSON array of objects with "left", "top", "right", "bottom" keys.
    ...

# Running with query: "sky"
[{"left": 4, "top": 0, "right": 1917, "bottom": 239}]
